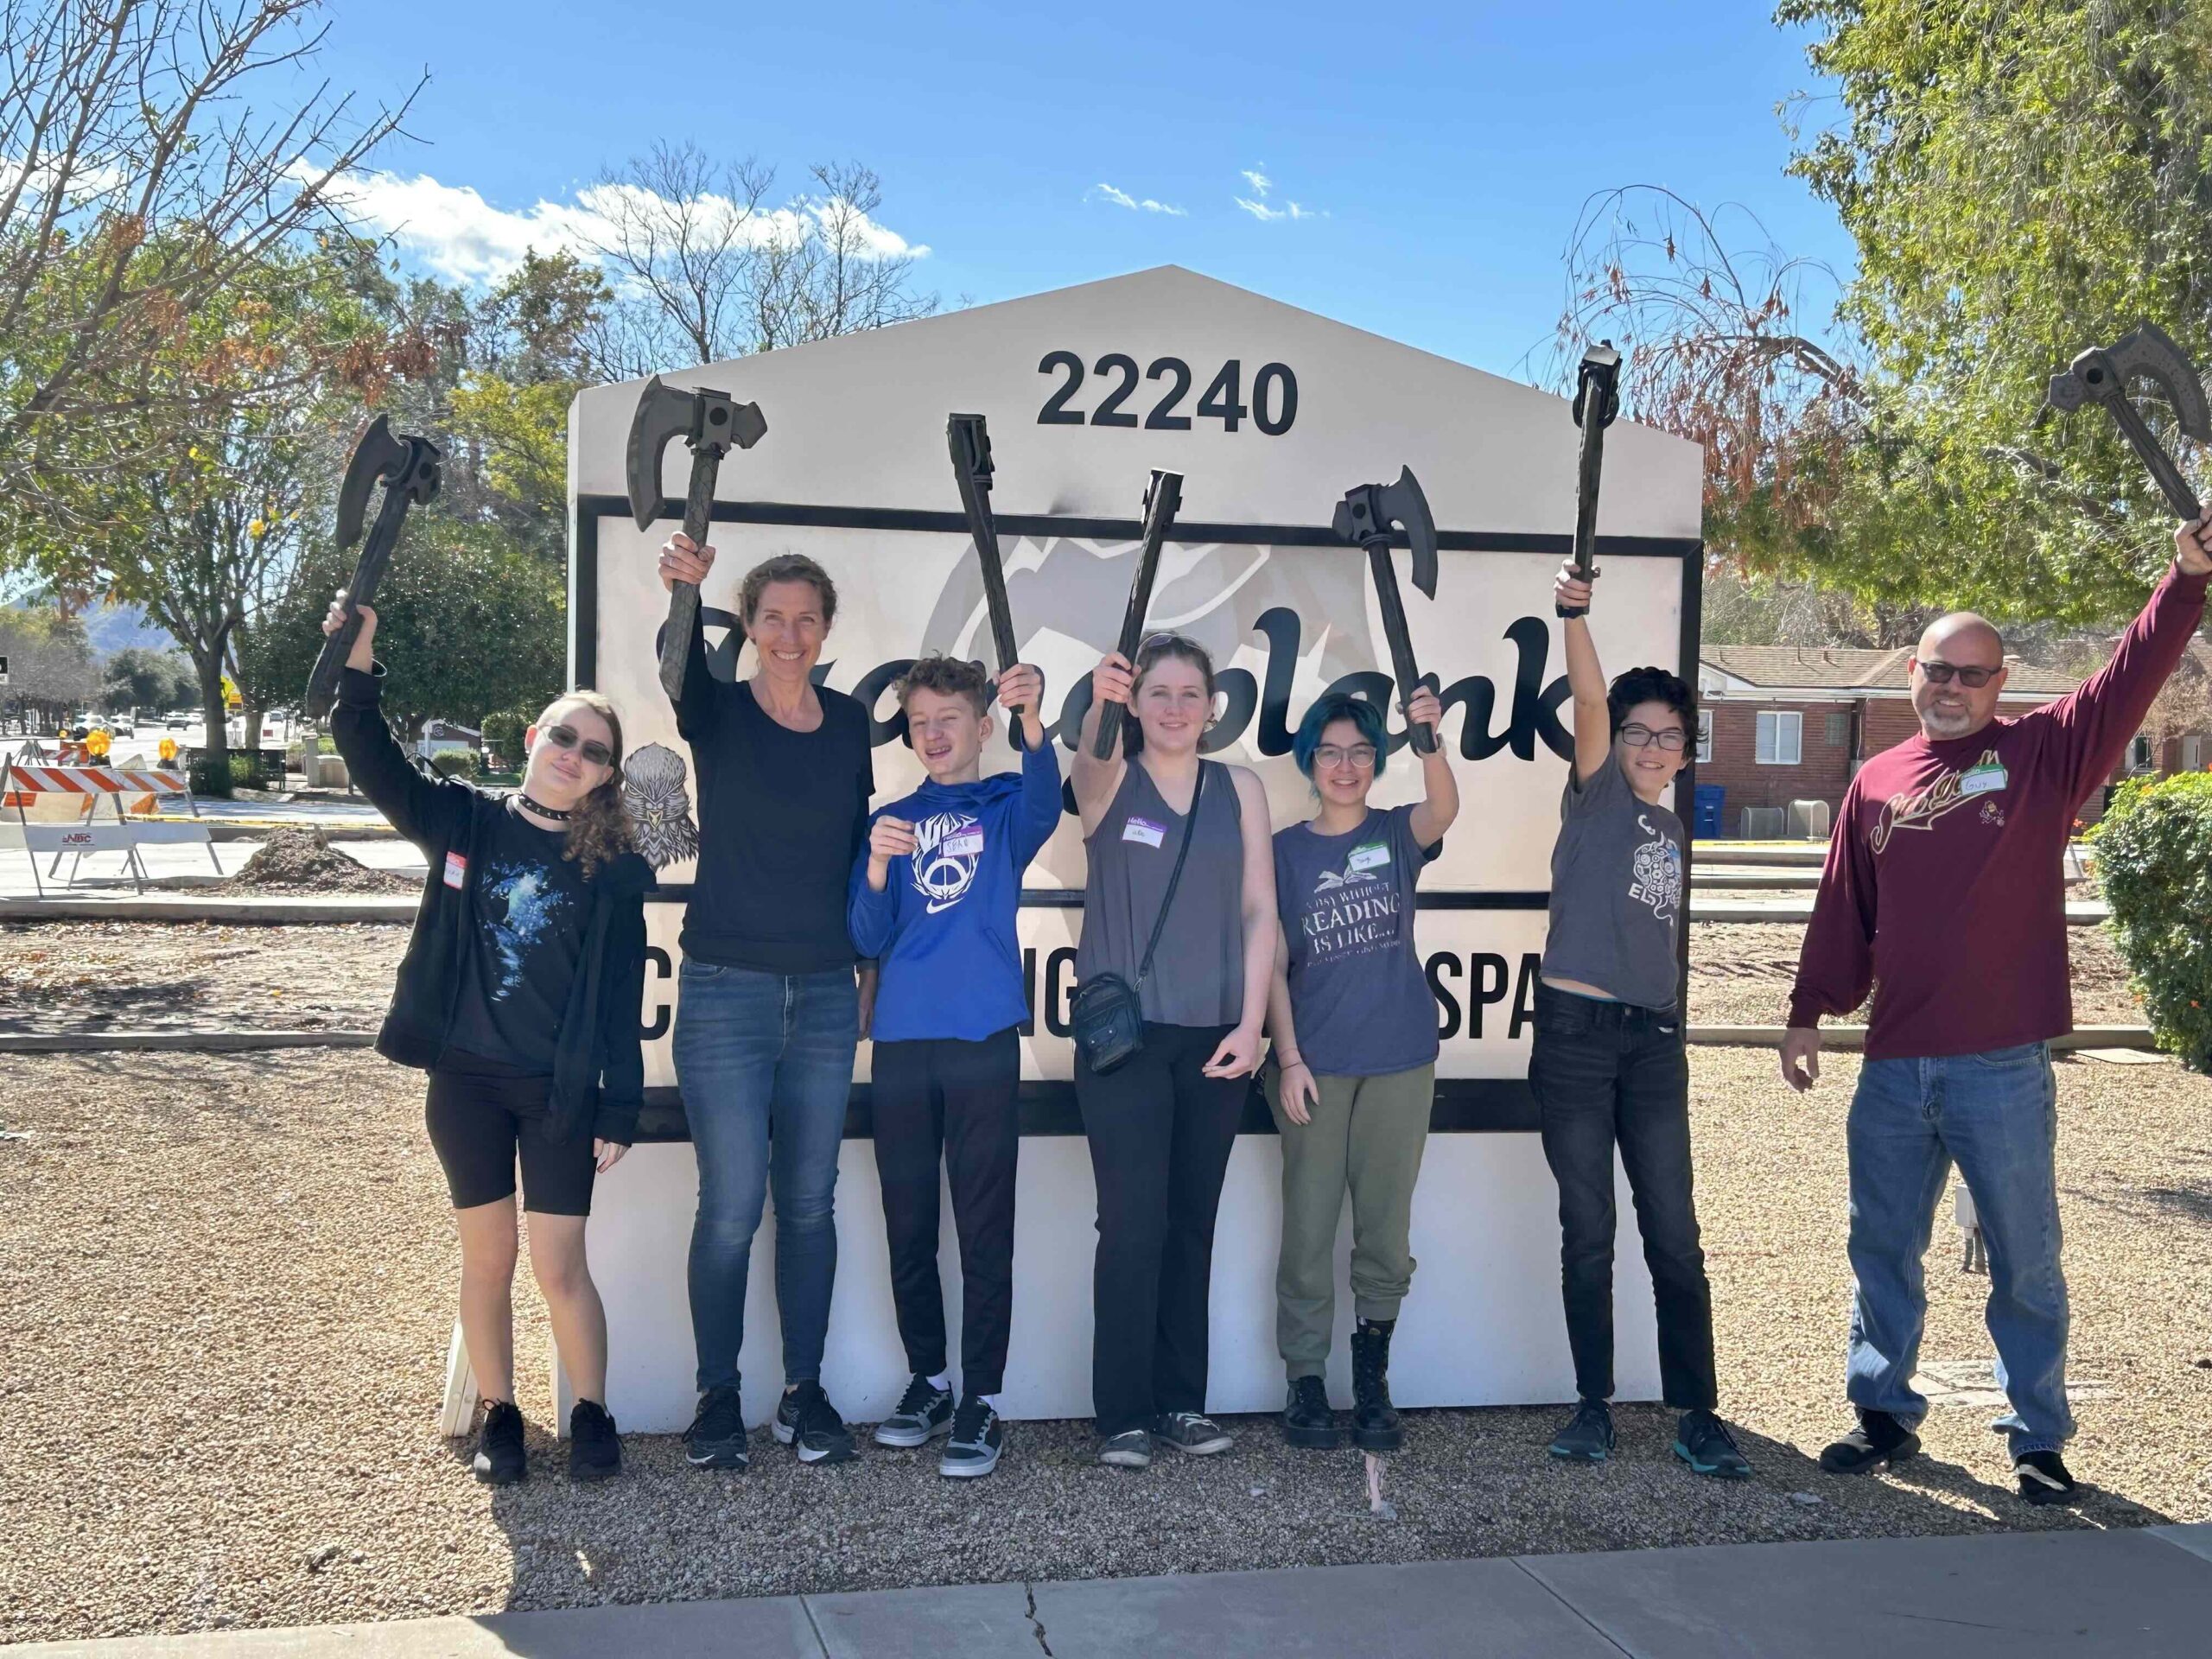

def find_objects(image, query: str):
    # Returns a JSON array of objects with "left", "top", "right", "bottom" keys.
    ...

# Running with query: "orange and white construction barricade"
[{"left": 0, "top": 750, "right": 218, "bottom": 894}]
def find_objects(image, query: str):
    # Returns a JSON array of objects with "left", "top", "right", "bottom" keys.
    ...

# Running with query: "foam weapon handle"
[
  {"left": 1560, "top": 340, "right": 1622, "bottom": 620},
  {"left": 947, "top": 413, "right": 1027, "bottom": 721},
  {"left": 1092, "top": 469, "right": 1185, "bottom": 761}
]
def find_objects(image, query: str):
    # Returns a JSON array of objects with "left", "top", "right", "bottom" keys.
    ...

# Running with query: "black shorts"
[{"left": 424, "top": 1053, "right": 596, "bottom": 1217}]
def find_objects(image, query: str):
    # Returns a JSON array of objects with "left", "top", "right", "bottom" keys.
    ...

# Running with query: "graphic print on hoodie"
[
  {"left": 446, "top": 804, "right": 588, "bottom": 1071},
  {"left": 849, "top": 739, "right": 1064, "bottom": 1044}
]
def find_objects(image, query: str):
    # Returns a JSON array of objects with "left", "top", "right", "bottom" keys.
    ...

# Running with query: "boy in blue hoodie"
[{"left": 849, "top": 654, "right": 1059, "bottom": 1477}]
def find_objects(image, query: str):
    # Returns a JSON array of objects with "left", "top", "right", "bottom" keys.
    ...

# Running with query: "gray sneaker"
[
  {"left": 1153, "top": 1411, "right": 1234, "bottom": 1455},
  {"left": 1548, "top": 1399, "right": 1616, "bottom": 1463},
  {"left": 939, "top": 1395, "right": 1003, "bottom": 1478},
  {"left": 1099, "top": 1428, "right": 1153, "bottom": 1468},
  {"left": 874, "top": 1374, "right": 954, "bottom": 1448}
]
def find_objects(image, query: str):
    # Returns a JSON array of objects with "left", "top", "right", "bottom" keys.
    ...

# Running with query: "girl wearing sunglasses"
[
  {"left": 1530, "top": 562, "right": 1750, "bottom": 1483},
  {"left": 324, "top": 598, "right": 652, "bottom": 1489}
]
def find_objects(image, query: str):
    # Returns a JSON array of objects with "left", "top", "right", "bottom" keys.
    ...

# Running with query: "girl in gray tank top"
[{"left": 1068, "top": 633, "right": 1276, "bottom": 1459}]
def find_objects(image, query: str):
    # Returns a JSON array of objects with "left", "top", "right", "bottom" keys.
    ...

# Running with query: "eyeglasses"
[
  {"left": 1916, "top": 661, "right": 2000, "bottom": 688},
  {"left": 1313, "top": 743, "right": 1378, "bottom": 769},
  {"left": 542, "top": 723, "right": 613, "bottom": 767},
  {"left": 1619, "top": 724, "right": 1687, "bottom": 751}
]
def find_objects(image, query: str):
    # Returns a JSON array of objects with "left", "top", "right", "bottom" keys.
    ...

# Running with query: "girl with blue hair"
[{"left": 1264, "top": 683, "right": 1459, "bottom": 1451}]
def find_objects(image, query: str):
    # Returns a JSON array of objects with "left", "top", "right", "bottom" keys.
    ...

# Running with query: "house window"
[
  {"left": 1696, "top": 709, "right": 1713, "bottom": 764},
  {"left": 1757, "top": 710, "right": 1802, "bottom": 766},
  {"left": 2128, "top": 734, "right": 2154, "bottom": 772},
  {"left": 1826, "top": 710, "right": 1849, "bottom": 747}
]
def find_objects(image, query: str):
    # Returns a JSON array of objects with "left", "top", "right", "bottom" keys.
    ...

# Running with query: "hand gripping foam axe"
[
  {"left": 626, "top": 376, "right": 769, "bottom": 701},
  {"left": 1091, "top": 468, "right": 1186, "bottom": 760},
  {"left": 1560, "top": 340, "right": 1623, "bottom": 619},
  {"left": 305, "top": 415, "right": 442, "bottom": 719},
  {"left": 2044, "top": 321, "right": 2208, "bottom": 521},
  {"left": 1333, "top": 467, "right": 1441, "bottom": 755},
  {"left": 945, "top": 412, "right": 1031, "bottom": 723}
]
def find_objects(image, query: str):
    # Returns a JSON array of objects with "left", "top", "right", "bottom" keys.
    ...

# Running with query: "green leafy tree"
[
  {"left": 0, "top": 606, "right": 99, "bottom": 731},
  {"left": 2091, "top": 771, "right": 2212, "bottom": 1069},
  {"left": 101, "top": 645, "right": 197, "bottom": 712}
]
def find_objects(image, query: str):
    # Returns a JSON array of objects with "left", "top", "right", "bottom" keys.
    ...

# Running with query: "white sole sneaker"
[
  {"left": 874, "top": 1415, "right": 954, "bottom": 1449},
  {"left": 939, "top": 1443, "right": 1002, "bottom": 1478}
]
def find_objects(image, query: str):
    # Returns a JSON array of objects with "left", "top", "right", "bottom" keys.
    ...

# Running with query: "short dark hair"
[
  {"left": 894, "top": 654, "right": 991, "bottom": 719},
  {"left": 740, "top": 553, "right": 837, "bottom": 630},
  {"left": 1606, "top": 665, "right": 1696, "bottom": 737},
  {"left": 1292, "top": 693, "right": 1388, "bottom": 779}
]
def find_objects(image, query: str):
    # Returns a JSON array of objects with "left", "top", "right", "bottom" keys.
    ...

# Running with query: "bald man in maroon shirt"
[{"left": 1783, "top": 514, "right": 2212, "bottom": 1506}]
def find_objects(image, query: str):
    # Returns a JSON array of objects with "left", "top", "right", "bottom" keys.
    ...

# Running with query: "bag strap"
[{"left": 1135, "top": 761, "right": 1211, "bottom": 986}]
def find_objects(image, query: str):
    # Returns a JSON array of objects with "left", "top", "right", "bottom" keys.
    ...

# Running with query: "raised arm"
[
  {"left": 1071, "top": 651, "right": 1132, "bottom": 834},
  {"left": 658, "top": 532, "right": 722, "bottom": 742},
  {"left": 321, "top": 601, "right": 471, "bottom": 853},
  {"left": 1203, "top": 766, "right": 1280, "bottom": 1081},
  {"left": 1403, "top": 683, "right": 1460, "bottom": 847},
  {"left": 1554, "top": 563, "right": 1613, "bottom": 785}
]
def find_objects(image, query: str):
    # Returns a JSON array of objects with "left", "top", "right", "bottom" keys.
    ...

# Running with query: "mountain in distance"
[{"left": 80, "top": 601, "right": 178, "bottom": 658}]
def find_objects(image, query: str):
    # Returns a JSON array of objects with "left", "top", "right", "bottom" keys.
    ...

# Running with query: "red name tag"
[{"left": 443, "top": 851, "right": 467, "bottom": 890}]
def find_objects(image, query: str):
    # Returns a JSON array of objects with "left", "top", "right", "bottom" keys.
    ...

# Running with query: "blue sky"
[{"left": 313, "top": 0, "right": 1853, "bottom": 384}]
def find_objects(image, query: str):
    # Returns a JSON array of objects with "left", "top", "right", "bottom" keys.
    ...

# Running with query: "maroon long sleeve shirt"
[{"left": 1789, "top": 562, "right": 2209, "bottom": 1059}]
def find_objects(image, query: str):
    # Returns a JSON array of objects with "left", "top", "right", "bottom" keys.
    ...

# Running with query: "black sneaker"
[
  {"left": 1281, "top": 1374, "right": 1342, "bottom": 1449},
  {"left": 683, "top": 1382, "right": 749, "bottom": 1470},
  {"left": 1818, "top": 1408, "right": 1920, "bottom": 1474},
  {"left": 471, "top": 1399, "right": 526, "bottom": 1485},
  {"left": 874, "top": 1374, "right": 954, "bottom": 1448},
  {"left": 569, "top": 1399, "right": 620, "bottom": 1483},
  {"left": 2015, "top": 1449, "right": 2079, "bottom": 1506},
  {"left": 1548, "top": 1399, "right": 1615, "bottom": 1463},
  {"left": 1153, "top": 1411, "right": 1234, "bottom": 1456},
  {"left": 940, "top": 1395, "right": 1003, "bottom": 1478},
  {"left": 1673, "top": 1409, "right": 1752, "bottom": 1479},
  {"left": 773, "top": 1380, "right": 856, "bottom": 1465},
  {"left": 1099, "top": 1427, "right": 1153, "bottom": 1468}
]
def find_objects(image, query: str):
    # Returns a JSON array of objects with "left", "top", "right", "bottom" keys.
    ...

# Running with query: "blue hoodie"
[{"left": 849, "top": 737, "right": 1064, "bottom": 1043}]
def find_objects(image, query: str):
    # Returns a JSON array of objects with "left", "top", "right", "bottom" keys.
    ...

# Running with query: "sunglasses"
[
  {"left": 1916, "top": 661, "right": 2000, "bottom": 688},
  {"left": 1619, "top": 723, "right": 1688, "bottom": 751},
  {"left": 541, "top": 723, "right": 613, "bottom": 767}
]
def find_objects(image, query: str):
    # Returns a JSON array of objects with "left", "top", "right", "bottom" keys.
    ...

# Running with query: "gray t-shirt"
[
  {"left": 1540, "top": 757, "right": 1684, "bottom": 1011},
  {"left": 1274, "top": 804, "right": 1440, "bottom": 1077}
]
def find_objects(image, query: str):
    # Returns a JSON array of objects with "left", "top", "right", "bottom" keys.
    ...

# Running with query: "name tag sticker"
[
  {"left": 944, "top": 830, "right": 984, "bottom": 858},
  {"left": 1347, "top": 842, "right": 1392, "bottom": 874},
  {"left": 1961, "top": 763, "right": 2008, "bottom": 797},
  {"left": 442, "top": 851, "right": 467, "bottom": 889},
  {"left": 1122, "top": 817, "right": 1166, "bottom": 849}
]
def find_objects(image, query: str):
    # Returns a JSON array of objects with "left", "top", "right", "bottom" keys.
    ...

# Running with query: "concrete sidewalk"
[{"left": 16, "top": 1525, "right": 2212, "bottom": 1658}]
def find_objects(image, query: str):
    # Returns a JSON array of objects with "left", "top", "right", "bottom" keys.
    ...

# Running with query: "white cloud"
[
  {"left": 1085, "top": 181, "right": 1187, "bottom": 216},
  {"left": 1234, "top": 196, "right": 1324, "bottom": 222},
  {"left": 1241, "top": 168, "right": 1271, "bottom": 197},
  {"left": 315, "top": 168, "right": 930, "bottom": 285}
]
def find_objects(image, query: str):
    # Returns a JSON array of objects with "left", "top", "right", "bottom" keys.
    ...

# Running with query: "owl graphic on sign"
[{"left": 620, "top": 742, "right": 700, "bottom": 871}]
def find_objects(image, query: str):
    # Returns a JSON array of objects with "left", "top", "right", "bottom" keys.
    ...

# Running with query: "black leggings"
[
  {"left": 424, "top": 1055, "right": 596, "bottom": 1217},
  {"left": 871, "top": 1028, "right": 1020, "bottom": 1395},
  {"left": 1075, "top": 1022, "right": 1243, "bottom": 1436}
]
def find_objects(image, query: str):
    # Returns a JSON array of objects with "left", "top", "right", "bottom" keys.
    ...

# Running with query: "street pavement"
[{"left": 10, "top": 1527, "right": 2211, "bottom": 1657}]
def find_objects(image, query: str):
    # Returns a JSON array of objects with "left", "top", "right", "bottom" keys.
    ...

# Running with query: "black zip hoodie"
[{"left": 331, "top": 664, "right": 652, "bottom": 1145}]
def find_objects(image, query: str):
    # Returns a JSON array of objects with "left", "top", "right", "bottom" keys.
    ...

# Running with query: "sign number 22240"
[{"left": 1037, "top": 352, "right": 1298, "bottom": 435}]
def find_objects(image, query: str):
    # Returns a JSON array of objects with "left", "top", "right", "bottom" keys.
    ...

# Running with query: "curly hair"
[
  {"left": 535, "top": 690, "right": 636, "bottom": 880},
  {"left": 894, "top": 654, "right": 992, "bottom": 719},
  {"left": 1119, "top": 632, "right": 1217, "bottom": 757},
  {"left": 739, "top": 553, "right": 837, "bottom": 630},
  {"left": 1291, "top": 692, "right": 1388, "bottom": 779},
  {"left": 1605, "top": 665, "right": 1696, "bottom": 739}
]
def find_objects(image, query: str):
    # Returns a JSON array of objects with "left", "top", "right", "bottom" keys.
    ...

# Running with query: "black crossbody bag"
[{"left": 1070, "top": 763, "right": 1210, "bottom": 1075}]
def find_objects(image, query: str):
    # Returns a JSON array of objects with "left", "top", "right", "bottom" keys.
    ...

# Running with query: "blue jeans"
[
  {"left": 1847, "top": 1043, "right": 2071, "bottom": 1457},
  {"left": 673, "top": 961, "right": 858, "bottom": 1393}
]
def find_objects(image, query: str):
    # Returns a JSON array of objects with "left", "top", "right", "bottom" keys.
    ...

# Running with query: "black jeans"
[
  {"left": 871, "top": 1028, "right": 1021, "bottom": 1396},
  {"left": 1075, "top": 1021, "right": 1243, "bottom": 1437},
  {"left": 1529, "top": 983, "right": 1718, "bottom": 1411}
]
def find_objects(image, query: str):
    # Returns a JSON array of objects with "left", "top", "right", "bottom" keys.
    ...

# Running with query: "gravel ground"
[
  {"left": 0, "top": 922, "right": 406, "bottom": 1034},
  {"left": 3, "top": 1045, "right": 2209, "bottom": 1643},
  {"left": 1688, "top": 921, "right": 2144, "bottom": 1028}
]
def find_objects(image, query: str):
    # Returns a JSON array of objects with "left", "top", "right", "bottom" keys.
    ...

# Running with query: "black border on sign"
[
  {"left": 573, "top": 496, "right": 1705, "bottom": 1136},
  {"left": 632, "top": 1076, "right": 1536, "bottom": 1143}
]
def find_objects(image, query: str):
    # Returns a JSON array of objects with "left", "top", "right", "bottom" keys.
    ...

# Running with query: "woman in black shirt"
[{"left": 325, "top": 601, "right": 652, "bottom": 1488}]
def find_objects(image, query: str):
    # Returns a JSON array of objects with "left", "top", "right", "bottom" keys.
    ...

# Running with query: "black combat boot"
[{"left": 1350, "top": 1318, "right": 1403, "bottom": 1452}]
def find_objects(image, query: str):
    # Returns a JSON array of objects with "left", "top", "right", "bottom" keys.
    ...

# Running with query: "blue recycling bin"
[{"left": 1694, "top": 783, "right": 1726, "bottom": 839}]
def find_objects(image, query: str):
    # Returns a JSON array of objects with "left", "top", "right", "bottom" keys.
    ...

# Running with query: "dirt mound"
[{"left": 232, "top": 829, "right": 418, "bottom": 894}]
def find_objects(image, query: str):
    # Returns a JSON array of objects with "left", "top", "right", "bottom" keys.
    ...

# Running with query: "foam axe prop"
[
  {"left": 1091, "top": 468, "right": 1186, "bottom": 760},
  {"left": 1560, "top": 340, "right": 1622, "bottom": 619},
  {"left": 305, "top": 416, "right": 442, "bottom": 720},
  {"left": 1333, "top": 467, "right": 1440, "bottom": 755},
  {"left": 2044, "top": 321, "right": 2207, "bottom": 520},
  {"left": 945, "top": 413, "right": 1030, "bottom": 723},
  {"left": 626, "top": 376, "right": 769, "bottom": 701}
]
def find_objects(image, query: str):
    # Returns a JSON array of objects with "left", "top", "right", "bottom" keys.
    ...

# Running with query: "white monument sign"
[{"left": 562, "top": 266, "right": 1701, "bottom": 1434}]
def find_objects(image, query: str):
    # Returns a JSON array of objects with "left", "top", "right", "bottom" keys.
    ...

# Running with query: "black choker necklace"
[{"left": 517, "top": 794, "right": 573, "bottom": 823}]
